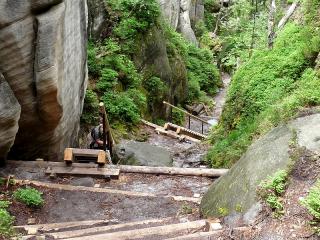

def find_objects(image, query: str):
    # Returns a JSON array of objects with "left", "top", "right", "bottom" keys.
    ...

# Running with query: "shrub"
[
  {"left": 258, "top": 170, "right": 288, "bottom": 217},
  {"left": 0, "top": 208, "right": 14, "bottom": 237},
  {"left": 81, "top": 89, "right": 100, "bottom": 125},
  {"left": 301, "top": 180, "right": 320, "bottom": 220},
  {"left": 13, "top": 187, "right": 44, "bottom": 207}
]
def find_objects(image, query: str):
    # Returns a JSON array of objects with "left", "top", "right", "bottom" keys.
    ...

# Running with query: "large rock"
[
  {"left": 115, "top": 141, "right": 173, "bottom": 167},
  {"left": 0, "top": 0, "right": 88, "bottom": 162},
  {"left": 157, "top": 0, "right": 204, "bottom": 45},
  {"left": 200, "top": 114, "right": 320, "bottom": 225},
  {"left": 87, "top": 0, "right": 108, "bottom": 39}
]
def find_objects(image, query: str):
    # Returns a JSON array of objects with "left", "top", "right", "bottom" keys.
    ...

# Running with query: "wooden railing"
[
  {"left": 163, "top": 101, "right": 210, "bottom": 134},
  {"left": 99, "top": 102, "right": 114, "bottom": 155}
]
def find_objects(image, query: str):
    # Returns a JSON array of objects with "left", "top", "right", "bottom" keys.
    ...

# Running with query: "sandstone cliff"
[
  {"left": 158, "top": 0, "right": 204, "bottom": 45},
  {"left": 0, "top": 0, "right": 88, "bottom": 162},
  {"left": 88, "top": 0, "right": 204, "bottom": 45}
]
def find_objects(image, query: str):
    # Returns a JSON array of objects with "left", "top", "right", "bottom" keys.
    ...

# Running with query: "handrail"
[
  {"left": 99, "top": 102, "right": 114, "bottom": 155},
  {"left": 163, "top": 101, "right": 210, "bottom": 125}
]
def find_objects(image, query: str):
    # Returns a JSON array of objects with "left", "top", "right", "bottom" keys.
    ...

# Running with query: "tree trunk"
[
  {"left": 278, "top": 2, "right": 299, "bottom": 30},
  {"left": 268, "top": 0, "right": 276, "bottom": 49}
]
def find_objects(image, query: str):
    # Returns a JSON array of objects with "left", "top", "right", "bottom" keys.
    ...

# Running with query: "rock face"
[
  {"left": 158, "top": 0, "right": 205, "bottom": 45},
  {"left": 200, "top": 114, "right": 320, "bottom": 225},
  {"left": 87, "top": 0, "right": 109, "bottom": 40},
  {"left": 0, "top": 0, "right": 88, "bottom": 162}
]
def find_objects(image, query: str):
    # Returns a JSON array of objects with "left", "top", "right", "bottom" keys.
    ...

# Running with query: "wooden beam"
[
  {"left": 118, "top": 165, "right": 228, "bottom": 178},
  {"left": 14, "top": 180, "right": 201, "bottom": 203},
  {"left": 45, "top": 166, "right": 119, "bottom": 178},
  {"left": 46, "top": 218, "right": 172, "bottom": 239},
  {"left": 7, "top": 161, "right": 227, "bottom": 178},
  {"left": 163, "top": 230, "right": 224, "bottom": 240},
  {"left": 14, "top": 219, "right": 118, "bottom": 233},
  {"left": 62, "top": 220, "right": 207, "bottom": 240}
]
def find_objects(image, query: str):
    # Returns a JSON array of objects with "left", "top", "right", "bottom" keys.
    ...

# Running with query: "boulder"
[
  {"left": 0, "top": 0, "right": 88, "bottom": 162},
  {"left": 115, "top": 141, "right": 173, "bottom": 167},
  {"left": 200, "top": 114, "right": 320, "bottom": 225}
]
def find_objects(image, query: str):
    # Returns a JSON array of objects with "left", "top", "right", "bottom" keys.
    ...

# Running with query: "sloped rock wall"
[
  {"left": 0, "top": 0, "right": 88, "bottom": 162},
  {"left": 200, "top": 113, "right": 320, "bottom": 225}
]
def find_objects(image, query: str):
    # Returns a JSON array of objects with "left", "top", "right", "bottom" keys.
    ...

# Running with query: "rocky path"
[{"left": 140, "top": 72, "right": 232, "bottom": 168}]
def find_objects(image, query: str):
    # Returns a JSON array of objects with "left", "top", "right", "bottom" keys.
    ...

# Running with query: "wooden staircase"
[{"left": 18, "top": 217, "right": 226, "bottom": 240}]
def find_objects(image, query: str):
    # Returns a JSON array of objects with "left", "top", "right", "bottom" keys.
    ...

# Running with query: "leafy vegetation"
[
  {"left": 207, "top": 22, "right": 320, "bottom": 168},
  {"left": 301, "top": 179, "right": 320, "bottom": 234},
  {"left": 258, "top": 170, "right": 288, "bottom": 217},
  {"left": 0, "top": 200, "right": 14, "bottom": 238},
  {"left": 13, "top": 187, "right": 44, "bottom": 207},
  {"left": 83, "top": 0, "right": 220, "bottom": 129}
]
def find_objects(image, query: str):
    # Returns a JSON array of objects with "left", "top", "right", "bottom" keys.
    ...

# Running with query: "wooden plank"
[
  {"left": 45, "top": 166, "right": 119, "bottom": 178},
  {"left": 72, "top": 148, "right": 100, "bottom": 157},
  {"left": 47, "top": 218, "right": 172, "bottom": 239},
  {"left": 7, "top": 161, "right": 227, "bottom": 178},
  {"left": 14, "top": 180, "right": 201, "bottom": 203},
  {"left": 163, "top": 230, "right": 224, "bottom": 240},
  {"left": 63, "top": 220, "right": 207, "bottom": 240},
  {"left": 118, "top": 165, "right": 228, "bottom": 178},
  {"left": 14, "top": 219, "right": 118, "bottom": 233}
]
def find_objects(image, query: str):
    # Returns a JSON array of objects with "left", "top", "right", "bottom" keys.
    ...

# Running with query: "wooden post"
[
  {"left": 188, "top": 116, "right": 191, "bottom": 129},
  {"left": 201, "top": 122, "right": 204, "bottom": 134}
]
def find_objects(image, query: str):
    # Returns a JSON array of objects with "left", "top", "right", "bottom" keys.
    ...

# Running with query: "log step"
[
  {"left": 61, "top": 220, "right": 208, "bottom": 240},
  {"left": 45, "top": 218, "right": 174, "bottom": 239}
]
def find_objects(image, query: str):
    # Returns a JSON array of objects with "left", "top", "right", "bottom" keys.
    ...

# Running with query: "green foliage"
[
  {"left": 171, "top": 107, "right": 185, "bottom": 126},
  {"left": 301, "top": 180, "right": 320, "bottom": 219},
  {"left": 0, "top": 201, "right": 10, "bottom": 209},
  {"left": 258, "top": 170, "right": 288, "bottom": 217},
  {"left": 218, "top": 207, "right": 229, "bottom": 217},
  {"left": 207, "top": 23, "right": 320, "bottom": 167},
  {"left": 0, "top": 208, "right": 14, "bottom": 238},
  {"left": 187, "top": 44, "right": 221, "bottom": 96},
  {"left": 102, "top": 92, "right": 143, "bottom": 124},
  {"left": 13, "top": 187, "right": 44, "bottom": 207},
  {"left": 81, "top": 89, "right": 100, "bottom": 125}
]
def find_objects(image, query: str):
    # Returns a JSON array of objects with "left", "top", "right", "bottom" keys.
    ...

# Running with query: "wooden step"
[
  {"left": 14, "top": 219, "right": 118, "bottom": 234},
  {"left": 15, "top": 180, "right": 201, "bottom": 203},
  {"left": 45, "top": 166, "right": 119, "bottom": 178},
  {"left": 61, "top": 220, "right": 208, "bottom": 240},
  {"left": 45, "top": 218, "right": 173, "bottom": 239}
]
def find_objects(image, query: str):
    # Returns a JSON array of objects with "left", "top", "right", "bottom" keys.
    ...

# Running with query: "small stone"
[
  {"left": 27, "top": 218, "right": 36, "bottom": 225},
  {"left": 35, "top": 158, "right": 44, "bottom": 161},
  {"left": 179, "top": 217, "right": 189, "bottom": 223},
  {"left": 49, "top": 172, "right": 57, "bottom": 179},
  {"left": 27, "top": 228, "right": 38, "bottom": 235},
  {"left": 35, "top": 236, "right": 45, "bottom": 240},
  {"left": 193, "top": 193, "right": 201, "bottom": 198},
  {"left": 94, "top": 184, "right": 100, "bottom": 188},
  {"left": 209, "top": 222, "right": 223, "bottom": 231}
]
